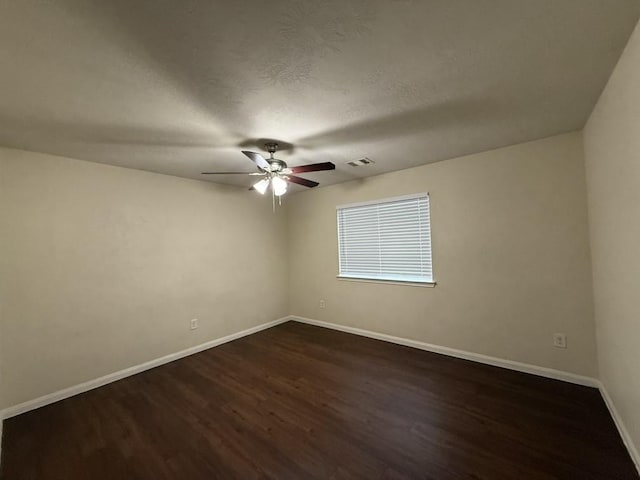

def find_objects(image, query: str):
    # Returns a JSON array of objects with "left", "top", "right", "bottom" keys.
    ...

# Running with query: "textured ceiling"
[{"left": 1, "top": 1, "right": 639, "bottom": 190}]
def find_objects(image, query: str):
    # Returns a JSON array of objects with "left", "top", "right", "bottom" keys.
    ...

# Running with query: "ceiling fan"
[{"left": 201, "top": 143, "right": 335, "bottom": 197}]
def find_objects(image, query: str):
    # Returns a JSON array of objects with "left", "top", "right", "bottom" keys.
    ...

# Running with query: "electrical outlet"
[
  {"left": 190, "top": 318, "right": 199, "bottom": 330},
  {"left": 319, "top": 299, "right": 326, "bottom": 309},
  {"left": 553, "top": 333, "right": 567, "bottom": 348}
]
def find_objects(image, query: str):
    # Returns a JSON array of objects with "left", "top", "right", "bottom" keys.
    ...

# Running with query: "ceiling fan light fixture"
[
  {"left": 272, "top": 176, "right": 288, "bottom": 196},
  {"left": 253, "top": 178, "right": 270, "bottom": 195},
  {"left": 201, "top": 144, "right": 335, "bottom": 202}
]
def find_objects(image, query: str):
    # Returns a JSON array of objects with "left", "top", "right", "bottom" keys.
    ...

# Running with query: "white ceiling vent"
[{"left": 347, "top": 158, "right": 375, "bottom": 167}]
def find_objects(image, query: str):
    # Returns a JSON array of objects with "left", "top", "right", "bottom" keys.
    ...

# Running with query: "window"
[{"left": 337, "top": 193, "right": 434, "bottom": 285}]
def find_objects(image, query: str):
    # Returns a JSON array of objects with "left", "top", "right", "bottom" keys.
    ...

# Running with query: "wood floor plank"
[{"left": 1, "top": 321, "right": 637, "bottom": 479}]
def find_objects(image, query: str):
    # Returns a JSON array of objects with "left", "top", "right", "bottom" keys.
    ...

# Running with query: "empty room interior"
[{"left": 1, "top": 1, "right": 640, "bottom": 478}]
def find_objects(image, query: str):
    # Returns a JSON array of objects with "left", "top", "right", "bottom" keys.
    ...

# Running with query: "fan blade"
[
  {"left": 201, "top": 172, "right": 265, "bottom": 175},
  {"left": 289, "top": 162, "right": 335, "bottom": 174},
  {"left": 242, "top": 151, "right": 271, "bottom": 170},
  {"left": 287, "top": 175, "right": 319, "bottom": 188}
]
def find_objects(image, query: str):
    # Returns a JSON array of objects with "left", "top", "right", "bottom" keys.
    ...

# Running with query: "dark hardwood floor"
[{"left": 1, "top": 321, "right": 637, "bottom": 479}]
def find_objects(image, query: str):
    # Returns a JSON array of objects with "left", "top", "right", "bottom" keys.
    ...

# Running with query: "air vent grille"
[{"left": 347, "top": 157, "right": 375, "bottom": 167}]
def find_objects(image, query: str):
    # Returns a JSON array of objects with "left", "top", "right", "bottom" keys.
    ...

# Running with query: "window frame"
[{"left": 336, "top": 192, "right": 436, "bottom": 287}]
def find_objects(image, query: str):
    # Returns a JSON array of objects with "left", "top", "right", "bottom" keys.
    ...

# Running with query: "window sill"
[{"left": 337, "top": 276, "right": 437, "bottom": 288}]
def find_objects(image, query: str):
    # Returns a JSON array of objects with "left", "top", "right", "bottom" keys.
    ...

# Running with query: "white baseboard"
[
  {"left": 0, "top": 316, "right": 290, "bottom": 420},
  {"left": 598, "top": 382, "right": 640, "bottom": 474},
  {"left": 290, "top": 316, "right": 599, "bottom": 387}
]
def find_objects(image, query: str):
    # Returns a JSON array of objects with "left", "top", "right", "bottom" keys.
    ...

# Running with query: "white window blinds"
[{"left": 337, "top": 193, "right": 433, "bottom": 283}]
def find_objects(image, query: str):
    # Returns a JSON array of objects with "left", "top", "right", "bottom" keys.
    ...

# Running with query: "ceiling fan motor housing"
[
  {"left": 268, "top": 159, "right": 287, "bottom": 172},
  {"left": 264, "top": 143, "right": 287, "bottom": 171}
]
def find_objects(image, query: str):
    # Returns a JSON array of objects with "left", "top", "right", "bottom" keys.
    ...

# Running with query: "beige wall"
[
  {"left": 0, "top": 148, "right": 288, "bottom": 409},
  {"left": 0, "top": 130, "right": 607, "bottom": 411},
  {"left": 584, "top": 19, "right": 640, "bottom": 461},
  {"left": 288, "top": 132, "right": 597, "bottom": 376}
]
